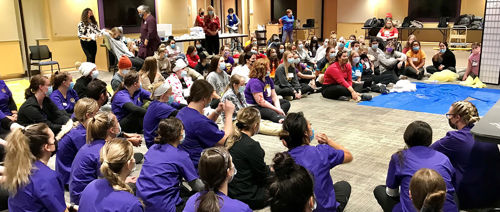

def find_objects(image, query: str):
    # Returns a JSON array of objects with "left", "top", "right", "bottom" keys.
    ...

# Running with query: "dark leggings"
[
  {"left": 426, "top": 65, "right": 456, "bottom": 74},
  {"left": 80, "top": 40, "right": 97, "bottom": 63},
  {"left": 253, "top": 99, "right": 290, "bottom": 123},
  {"left": 403, "top": 66, "right": 424, "bottom": 79},
  {"left": 119, "top": 112, "right": 144, "bottom": 133},
  {"left": 334, "top": 181, "right": 352, "bottom": 212},
  {"left": 205, "top": 34, "right": 220, "bottom": 55},
  {"left": 0, "top": 117, "right": 12, "bottom": 131},
  {"left": 275, "top": 87, "right": 295, "bottom": 97},
  {"left": 321, "top": 84, "right": 352, "bottom": 100},
  {"left": 373, "top": 185, "right": 400, "bottom": 212}
]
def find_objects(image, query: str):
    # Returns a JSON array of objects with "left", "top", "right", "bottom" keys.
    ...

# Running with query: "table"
[
  {"left": 362, "top": 27, "right": 482, "bottom": 43},
  {"left": 162, "top": 33, "right": 248, "bottom": 46},
  {"left": 293, "top": 27, "right": 318, "bottom": 40},
  {"left": 471, "top": 100, "right": 500, "bottom": 144}
]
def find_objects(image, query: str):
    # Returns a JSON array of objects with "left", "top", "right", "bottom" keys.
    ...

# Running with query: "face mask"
[
  {"left": 238, "top": 86, "right": 245, "bottom": 93},
  {"left": 266, "top": 71, "right": 270, "bottom": 77},
  {"left": 46, "top": 86, "right": 53, "bottom": 97},
  {"left": 69, "top": 82, "right": 75, "bottom": 90},
  {"left": 372, "top": 44, "right": 378, "bottom": 49},
  {"left": 219, "top": 62, "right": 226, "bottom": 70},
  {"left": 139, "top": 83, "right": 143, "bottom": 90},
  {"left": 252, "top": 41, "right": 257, "bottom": 45},
  {"left": 354, "top": 47, "right": 359, "bottom": 51},
  {"left": 309, "top": 129, "right": 315, "bottom": 141},
  {"left": 386, "top": 47, "right": 394, "bottom": 53},
  {"left": 224, "top": 52, "right": 230, "bottom": 57},
  {"left": 196, "top": 44, "right": 202, "bottom": 48},
  {"left": 228, "top": 162, "right": 237, "bottom": 183},
  {"left": 170, "top": 44, "right": 176, "bottom": 49},
  {"left": 279, "top": 49, "right": 284, "bottom": 53},
  {"left": 353, "top": 57, "right": 361, "bottom": 64},
  {"left": 298, "top": 44, "right": 304, "bottom": 49},
  {"left": 139, "top": 13, "right": 144, "bottom": 18},
  {"left": 251, "top": 50, "right": 258, "bottom": 54},
  {"left": 193, "top": 51, "right": 198, "bottom": 56},
  {"left": 448, "top": 118, "right": 457, "bottom": 129},
  {"left": 287, "top": 58, "right": 294, "bottom": 64},
  {"left": 200, "top": 12, "right": 204, "bottom": 16},
  {"left": 122, "top": 69, "right": 129, "bottom": 75},
  {"left": 180, "top": 131, "right": 186, "bottom": 144},
  {"left": 440, "top": 49, "right": 446, "bottom": 53},
  {"left": 91, "top": 70, "right": 99, "bottom": 79},
  {"left": 342, "top": 58, "right": 349, "bottom": 64},
  {"left": 324, "top": 41, "right": 329, "bottom": 46},
  {"left": 208, "top": 11, "right": 214, "bottom": 15},
  {"left": 167, "top": 95, "right": 174, "bottom": 104},
  {"left": 413, "top": 46, "right": 420, "bottom": 51},
  {"left": 329, "top": 53, "right": 336, "bottom": 59},
  {"left": 180, "top": 70, "right": 188, "bottom": 78},
  {"left": 294, "top": 58, "right": 300, "bottom": 64}
]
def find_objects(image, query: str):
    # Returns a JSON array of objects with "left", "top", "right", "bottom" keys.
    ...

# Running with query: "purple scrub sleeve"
[
  {"left": 0, "top": 80, "right": 14, "bottom": 119},
  {"left": 183, "top": 191, "right": 252, "bottom": 212},
  {"left": 245, "top": 77, "right": 275, "bottom": 105},
  {"left": 79, "top": 179, "right": 143, "bottom": 212},
  {"left": 112, "top": 88, "right": 151, "bottom": 121},
  {"left": 56, "top": 124, "right": 86, "bottom": 185},
  {"left": 143, "top": 101, "right": 178, "bottom": 148},
  {"left": 50, "top": 89, "right": 79, "bottom": 113}
]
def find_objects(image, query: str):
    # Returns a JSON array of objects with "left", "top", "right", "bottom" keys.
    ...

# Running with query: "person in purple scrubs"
[
  {"left": 176, "top": 79, "right": 235, "bottom": 168},
  {"left": 111, "top": 71, "right": 151, "bottom": 133},
  {"left": 137, "top": 118, "right": 204, "bottom": 211},
  {"left": 183, "top": 146, "right": 251, "bottom": 212},
  {"left": 69, "top": 111, "right": 121, "bottom": 204},
  {"left": 0, "top": 80, "right": 19, "bottom": 134},
  {"left": 50, "top": 71, "right": 79, "bottom": 114},
  {"left": 143, "top": 82, "right": 183, "bottom": 148},
  {"left": 374, "top": 121, "right": 458, "bottom": 212},
  {"left": 430, "top": 101, "right": 500, "bottom": 209},
  {"left": 409, "top": 168, "right": 448, "bottom": 212},
  {"left": 280, "top": 112, "right": 353, "bottom": 212},
  {"left": 79, "top": 138, "right": 143, "bottom": 212},
  {"left": 56, "top": 98, "right": 99, "bottom": 186},
  {"left": 268, "top": 152, "right": 316, "bottom": 212},
  {"left": 3, "top": 123, "right": 68, "bottom": 211}
]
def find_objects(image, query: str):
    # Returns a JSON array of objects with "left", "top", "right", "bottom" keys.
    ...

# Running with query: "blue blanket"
[{"left": 358, "top": 83, "right": 500, "bottom": 116}]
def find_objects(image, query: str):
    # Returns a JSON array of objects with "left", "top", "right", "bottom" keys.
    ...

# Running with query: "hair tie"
[{"left": 235, "top": 122, "right": 245, "bottom": 129}]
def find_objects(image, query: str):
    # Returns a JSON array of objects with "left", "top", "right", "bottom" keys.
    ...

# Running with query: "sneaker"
[
  {"left": 417, "top": 71, "right": 424, "bottom": 80},
  {"left": 361, "top": 94, "right": 372, "bottom": 101},
  {"left": 134, "top": 153, "right": 144, "bottom": 164},
  {"left": 399, "top": 75, "right": 408, "bottom": 80},
  {"left": 379, "top": 84, "right": 390, "bottom": 94},
  {"left": 337, "top": 96, "right": 350, "bottom": 101}
]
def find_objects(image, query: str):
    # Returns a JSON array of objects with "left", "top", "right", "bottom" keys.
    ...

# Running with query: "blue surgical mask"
[
  {"left": 440, "top": 49, "right": 446, "bottom": 53},
  {"left": 238, "top": 86, "right": 245, "bottom": 93},
  {"left": 309, "top": 129, "right": 315, "bottom": 141},
  {"left": 180, "top": 70, "right": 188, "bottom": 78},
  {"left": 413, "top": 46, "right": 420, "bottom": 51},
  {"left": 329, "top": 53, "right": 336, "bottom": 59},
  {"left": 170, "top": 44, "right": 176, "bottom": 49},
  {"left": 266, "top": 71, "right": 270, "bottom": 77},
  {"left": 69, "top": 82, "right": 75, "bottom": 90},
  {"left": 287, "top": 58, "right": 294, "bottom": 64},
  {"left": 298, "top": 44, "right": 304, "bottom": 49},
  {"left": 46, "top": 86, "right": 53, "bottom": 97},
  {"left": 196, "top": 44, "right": 202, "bottom": 48},
  {"left": 122, "top": 69, "right": 129, "bottom": 75},
  {"left": 251, "top": 50, "right": 258, "bottom": 54},
  {"left": 219, "top": 62, "right": 226, "bottom": 70},
  {"left": 279, "top": 49, "right": 284, "bottom": 53},
  {"left": 139, "top": 13, "right": 144, "bottom": 18},
  {"left": 91, "top": 70, "right": 99, "bottom": 79},
  {"left": 353, "top": 57, "right": 361, "bottom": 64},
  {"left": 208, "top": 11, "right": 214, "bottom": 15},
  {"left": 167, "top": 95, "right": 174, "bottom": 104},
  {"left": 294, "top": 58, "right": 300, "bottom": 64},
  {"left": 372, "top": 44, "right": 378, "bottom": 49}
]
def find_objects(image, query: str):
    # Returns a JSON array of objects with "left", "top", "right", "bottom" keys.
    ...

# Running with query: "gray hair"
[{"left": 137, "top": 5, "right": 150, "bottom": 13}]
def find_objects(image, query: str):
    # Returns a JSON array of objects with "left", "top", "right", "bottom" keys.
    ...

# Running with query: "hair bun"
[{"left": 272, "top": 152, "right": 297, "bottom": 179}]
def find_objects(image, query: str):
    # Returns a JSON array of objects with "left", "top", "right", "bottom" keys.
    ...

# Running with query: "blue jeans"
[{"left": 282, "top": 29, "right": 293, "bottom": 44}]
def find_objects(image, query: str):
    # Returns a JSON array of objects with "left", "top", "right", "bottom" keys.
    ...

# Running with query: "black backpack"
[
  {"left": 364, "top": 18, "right": 379, "bottom": 28},
  {"left": 402, "top": 17, "right": 411, "bottom": 28},
  {"left": 438, "top": 17, "right": 448, "bottom": 28},
  {"left": 378, "top": 18, "right": 386, "bottom": 27}
]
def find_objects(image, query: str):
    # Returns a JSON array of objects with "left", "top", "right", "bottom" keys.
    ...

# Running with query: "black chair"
[{"left": 28, "top": 45, "right": 60, "bottom": 78}]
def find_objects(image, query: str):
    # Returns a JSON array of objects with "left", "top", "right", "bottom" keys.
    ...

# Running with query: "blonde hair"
[
  {"left": 3, "top": 123, "right": 50, "bottom": 194},
  {"left": 226, "top": 107, "right": 261, "bottom": 149},
  {"left": 158, "top": 44, "right": 167, "bottom": 54},
  {"left": 450, "top": 101, "right": 480, "bottom": 125},
  {"left": 282, "top": 50, "right": 294, "bottom": 78},
  {"left": 74, "top": 98, "right": 99, "bottom": 124},
  {"left": 86, "top": 111, "right": 116, "bottom": 144},
  {"left": 99, "top": 138, "right": 134, "bottom": 193}
]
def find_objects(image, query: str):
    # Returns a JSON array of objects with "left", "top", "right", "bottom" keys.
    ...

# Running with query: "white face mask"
[{"left": 228, "top": 162, "right": 237, "bottom": 183}]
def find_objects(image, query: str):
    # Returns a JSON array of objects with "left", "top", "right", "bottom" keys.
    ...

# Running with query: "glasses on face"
[{"left": 445, "top": 114, "right": 455, "bottom": 119}]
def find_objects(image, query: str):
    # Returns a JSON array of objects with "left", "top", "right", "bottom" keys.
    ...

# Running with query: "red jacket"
[
  {"left": 323, "top": 62, "right": 352, "bottom": 88},
  {"left": 187, "top": 54, "right": 200, "bottom": 68}
]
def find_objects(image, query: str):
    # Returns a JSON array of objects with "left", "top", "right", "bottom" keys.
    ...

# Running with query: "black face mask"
[
  {"left": 448, "top": 119, "right": 457, "bottom": 129},
  {"left": 200, "top": 12, "right": 204, "bottom": 16}
]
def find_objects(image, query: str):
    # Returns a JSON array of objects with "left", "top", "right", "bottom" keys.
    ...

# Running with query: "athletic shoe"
[
  {"left": 337, "top": 96, "right": 350, "bottom": 101},
  {"left": 361, "top": 94, "right": 372, "bottom": 101}
]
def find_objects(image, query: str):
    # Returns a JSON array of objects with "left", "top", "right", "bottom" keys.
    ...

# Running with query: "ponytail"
[
  {"left": 226, "top": 107, "right": 260, "bottom": 149},
  {"left": 99, "top": 138, "right": 133, "bottom": 193},
  {"left": 25, "top": 75, "right": 48, "bottom": 99},
  {"left": 86, "top": 111, "right": 115, "bottom": 143},
  {"left": 3, "top": 123, "right": 50, "bottom": 194},
  {"left": 410, "top": 168, "right": 447, "bottom": 212},
  {"left": 420, "top": 191, "right": 446, "bottom": 212},
  {"left": 50, "top": 71, "right": 70, "bottom": 90},
  {"left": 451, "top": 101, "right": 480, "bottom": 126},
  {"left": 279, "top": 112, "right": 309, "bottom": 149}
]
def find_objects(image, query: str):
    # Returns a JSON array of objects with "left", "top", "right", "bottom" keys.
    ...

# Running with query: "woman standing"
[
  {"left": 50, "top": 71, "right": 79, "bottom": 114},
  {"left": 78, "top": 8, "right": 99, "bottom": 63},
  {"left": 194, "top": 8, "right": 205, "bottom": 27},
  {"left": 203, "top": 6, "right": 221, "bottom": 55},
  {"left": 4, "top": 123, "right": 68, "bottom": 211},
  {"left": 279, "top": 9, "right": 295, "bottom": 44},
  {"left": 137, "top": 5, "right": 161, "bottom": 59}
]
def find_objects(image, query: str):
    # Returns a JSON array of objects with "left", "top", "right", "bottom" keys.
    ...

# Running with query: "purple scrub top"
[
  {"left": 8, "top": 160, "right": 66, "bottom": 212},
  {"left": 288, "top": 144, "right": 345, "bottom": 211},
  {"left": 176, "top": 107, "right": 224, "bottom": 168},
  {"left": 245, "top": 77, "right": 275, "bottom": 105},
  {"left": 137, "top": 143, "right": 199, "bottom": 211},
  {"left": 56, "top": 124, "right": 86, "bottom": 185},
  {"left": 143, "top": 100, "right": 178, "bottom": 148},
  {"left": 69, "top": 139, "right": 106, "bottom": 204},
  {"left": 50, "top": 89, "right": 79, "bottom": 114},
  {"left": 386, "top": 146, "right": 457, "bottom": 212},
  {"left": 111, "top": 88, "right": 151, "bottom": 121},
  {"left": 79, "top": 179, "right": 143, "bottom": 212},
  {"left": 0, "top": 80, "right": 13, "bottom": 119},
  {"left": 183, "top": 191, "right": 252, "bottom": 212}
]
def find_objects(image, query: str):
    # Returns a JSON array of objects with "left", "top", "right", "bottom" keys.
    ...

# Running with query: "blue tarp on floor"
[{"left": 358, "top": 83, "right": 500, "bottom": 116}]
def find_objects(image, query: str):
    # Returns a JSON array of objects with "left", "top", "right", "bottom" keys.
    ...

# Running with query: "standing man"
[
  {"left": 226, "top": 8, "right": 241, "bottom": 52},
  {"left": 279, "top": 9, "right": 295, "bottom": 44},
  {"left": 137, "top": 5, "right": 161, "bottom": 59}
]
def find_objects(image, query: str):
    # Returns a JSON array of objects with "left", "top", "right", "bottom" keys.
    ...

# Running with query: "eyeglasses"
[{"left": 445, "top": 114, "right": 455, "bottom": 119}]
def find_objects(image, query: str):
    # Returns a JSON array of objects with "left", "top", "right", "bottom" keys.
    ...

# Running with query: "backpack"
[
  {"left": 410, "top": 20, "right": 423, "bottom": 28},
  {"left": 438, "top": 17, "right": 448, "bottom": 28},
  {"left": 364, "top": 18, "right": 379, "bottom": 28},
  {"left": 455, "top": 14, "right": 473, "bottom": 27},
  {"left": 378, "top": 18, "right": 386, "bottom": 27},
  {"left": 402, "top": 16, "right": 411, "bottom": 28}
]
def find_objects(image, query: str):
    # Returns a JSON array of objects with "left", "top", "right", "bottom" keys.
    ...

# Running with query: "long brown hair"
[
  {"left": 409, "top": 168, "right": 447, "bottom": 212},
  {"left": 226, "top": 107, "right": 260, "bottom": 149},
  {"left": 208, "top": 55, "right": 222, "bottom": 74},
  {"left": 223, "top": 74, "right": 244, "bottom": 95},
  {"left": 80, "top": 8, "right": 97, "bottom": 25},
  {"left": 100, "top": 138, "right": 134, "bottom": 193},
  {"left": 25, "top": 75, "right": 48, "bottom": 99},
  {"left": 140, "top": 56, "right": 158, "bottom": 83},
  {"left": 50, "top": 71, "right": 70, "bottom": 90},
  {"left": 3, "top": 123, "right": 50, "bottom": 194},
  {"left": 196, "top": 146, "right": 233, "bottom": 212}
]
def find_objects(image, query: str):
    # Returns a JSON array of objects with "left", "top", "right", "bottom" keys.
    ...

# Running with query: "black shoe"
[
  {"left": 417, "top": 71, "right": 424, "bottom": 80},
  {"left": 379, "top": 84, "right": 390, "bottom": 94},
  {"left": 338, "top": 96, "right": 350, "bottom": 101},
  {"left": 134, "top": 153, "right": 144, "bottom": 164},
  {"left": 361, "top": 94, "right": 372, "bottom": 101}
]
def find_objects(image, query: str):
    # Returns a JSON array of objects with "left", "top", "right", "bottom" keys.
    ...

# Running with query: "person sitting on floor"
[
  {"left": 275, "top": 51, "right": 305, "bottom": 100},
  {"left": 102, "top": 27, "right": 144, "bottom": 71},
  {"left": 267, "top": 48, "right": 280, "bottom": 79},
  {"left": 0, "top": 80, "right": 20, "bottom": 134},
  {"left": 155, "top": 44, "right": 172, "bottom": 79},
  {"left": 315, "top": 38, "right": 329, "bottom": 62},
  {"left": 245, "top": 58, "right": 290, "bottom": 123},
  {"left": 206, "top": 55, "right": 230, "bottom": 107},
  {"left": 293, "top": 53, "right": 316, "bottom": 91},
  {"left": 18, "top": 75, "right": 70, "bottom": 135},
  {"left": 373, "top": 41, "right": 406, "bottom": 86},
  {"left": 461, "top": 42, "right": 481, "bottom": 81},
  {"left": 194, "top": 51, "right": 209, "bottom": 76},
  {"left": 111, "top": 55, "right": 133, "bottom": 92},
  {"left": 166, "top": 59, "right": 194, "bottom": 105},
  {"left": 143, "top": 82, "right": 183, "bottom": 148},
  {"left": 137, "top": 118, "right": 204, "bottom": 211},
  {"left": 139, "top": 56, "right": 165, "bottom": 93},
  {"left": 78, "top": 138, "right": 143, "bottom": 212},
  {"left": 404, "top": 40, "right": 426, "bottom": 80},
  {"left": 183, "top": 146, "right": 252, "bottom": 212},
  {"left": 111, "top": 71, "right": 151, "bottom": 133},
  {"left": 85, "top": 79, "right": 110, "bottom": 109},
  {"left": 221, "top": 45, "right": 235, "bottom": 73},
  {"left": 232, "top": 52, "right": 256, "bottom": 82},
  {"left": 280, "top": 112, "right": 353, "bottom": 211},
  {"left": 74, "top": 62, "right": 99, "bottom": 98},
  {"left": 49, "top": 71, "right": 79, "bottom": 115},
  {"left": 295, "top": 40, "right": 315, "bottom": 66},
  {"left": 409, "top": 168, "right": 448, "bottom": 212},
  {"left": 367, "top": 38, "right": 384, "bottom": 74},
  {"left": 221, "top": 74, "right": 248, "bottom": 121},
  {"left": 321, "top": 51, "right": 371, "bottom": 101},
  {"left": 349, "top": 50, "right": 363, "bottom": 83},
  {"left": 186, "top": 45, "right": 200, "bottom": 69},
  {"left": 176, "top": 79, "right": 234, "bottom": 168},
  {"left": 166, "top": 38, "right": 183, "bottom": 62},
  {"left": 373, "top": 121, "right": 458, "bottom": 212},
  {"left": 426, "top": 42, "right": 456, "bottom": 74},
  {"left": 402, "top": 34, "right": 416, "bottom": 54},
  {"left": 226, "top": 107, "right": 270, "bottom": 210},
  {"left": 430, "top": 101, "right": 500, "bottom": 210}
]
